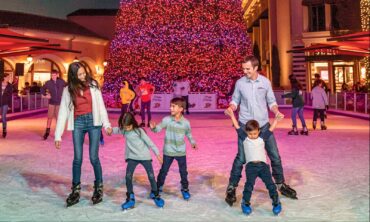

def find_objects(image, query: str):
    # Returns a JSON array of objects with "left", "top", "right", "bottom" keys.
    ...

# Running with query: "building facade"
[
  {"left": 0, "top": 10, "right": 110, "bottom": 91},
  {"left": 242, "top": 0, "right": 368, "bottom": 92}
]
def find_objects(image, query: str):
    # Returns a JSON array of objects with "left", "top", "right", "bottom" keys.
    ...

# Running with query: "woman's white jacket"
[{"left": 54, "top": 86, "right": 111, "bottom": 141}]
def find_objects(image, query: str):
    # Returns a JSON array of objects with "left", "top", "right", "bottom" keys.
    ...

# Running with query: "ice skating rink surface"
[{"left": 0, "top": 110, "right": 368, "bottom": 221}]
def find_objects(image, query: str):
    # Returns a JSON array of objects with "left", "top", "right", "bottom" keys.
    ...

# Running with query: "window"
[{"left": 309, "top": 4, "right": 326, "bottom": 32}]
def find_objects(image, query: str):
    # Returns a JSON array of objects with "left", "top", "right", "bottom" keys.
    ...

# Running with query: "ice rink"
[{"left": 0, "top": 110, "right": 368, "bottom": 221}]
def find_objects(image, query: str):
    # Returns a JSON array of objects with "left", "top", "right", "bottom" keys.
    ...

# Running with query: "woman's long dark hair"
[
  {"left": 289, "top": 74, "right": 302, "bottom": 90},
  {"left": 67, "top": 62, "right": 98, "bottom": 109},
  {"left": 118, "top": 112, "right": 142, "bottom": 136}
]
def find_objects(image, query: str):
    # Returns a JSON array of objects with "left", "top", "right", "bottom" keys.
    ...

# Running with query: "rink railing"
[
  {"left": 9, "top": 93, "right": 49, "bottom": 113},
  {"left": 277, "top": 91, "right": 370, "bottom": 114},
  {"left": 6, "top": 91, "right": 369, "bottom": 115}
]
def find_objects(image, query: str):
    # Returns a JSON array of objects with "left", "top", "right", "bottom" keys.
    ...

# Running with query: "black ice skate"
[
  {"left": 300, "top": 127, "right": 308, "bottom": 136},
  {"left": 2, "top": 128, "right": 6, "bottom": 138},
  {"left": 66, "top": 183, "right": 81, "bottom": 207},
  {"left": 43, "top": 128, "right": 50, "bottom": 140},
  {"left": 91, "top": 183, "right": 103, "bottom": 205},
  {"left": 288, "top": 126, "right": 299, "bottom": 135},
  {"left": 278, "top": 183, "right": 297, "bottom": 199},
  {"left": 225, "top": 185, "right": 236, "bottom": 206}
]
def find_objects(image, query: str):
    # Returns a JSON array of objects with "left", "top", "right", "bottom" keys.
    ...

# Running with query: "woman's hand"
[{"left": 55, "top": 141, "right": 61, "bottom": 149}]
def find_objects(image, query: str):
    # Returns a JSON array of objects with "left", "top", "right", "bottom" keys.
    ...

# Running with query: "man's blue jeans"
[
  {"left": 228, "top": 122, "right": 285, "bottom": 187},
  {"left": 140, "top": 101, "right": 151, "bottom": 123},
  {"left": 72, "top": 113, "right": 103, "bottom": 185}
]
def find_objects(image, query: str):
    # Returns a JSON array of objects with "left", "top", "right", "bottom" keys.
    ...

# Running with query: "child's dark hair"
[
  {"left": 170, "top": 97, "right": 185, "bottom": 109},
  {"left": 245, "top": 120, "right": 260, "bottom": 132},
  {"left": 118, "top": 112, "right": 143, "bottom": 135}
]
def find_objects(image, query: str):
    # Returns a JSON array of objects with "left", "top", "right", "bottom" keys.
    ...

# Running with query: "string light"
[
  {"left": 360, "top": 0, "right": 369, "bottom": 88},
  {"left": 360, "top": 0, "right": 369, "bottom": 31},
  {"left": 102, "top": 0, "right": 251, "bottom": 107}
]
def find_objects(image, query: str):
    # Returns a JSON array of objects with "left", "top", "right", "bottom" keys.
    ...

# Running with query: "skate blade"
[
  {"left": 122, "top": 206, "right": 135, "bottom": 211},
  {"left": 242, "top": 212, "right": 252, "bottom": 216},
  {"left": 66, "top": 200, "right": 79, "bottom": 208},
  {"left": 92, "top": 199, "right": 102, "bottom": 205},
  {"left": 225, "top": 198, "right": 235, "bottom": 207}
]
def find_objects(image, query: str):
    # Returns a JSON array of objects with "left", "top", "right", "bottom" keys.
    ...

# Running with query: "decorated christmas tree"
[{"left": 103, "top": 0, "right": 251, "bottom": 107}]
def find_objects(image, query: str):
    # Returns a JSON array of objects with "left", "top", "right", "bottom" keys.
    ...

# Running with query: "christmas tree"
[{"left": 103, "top": 0, "right": 251, "bottom": 107}]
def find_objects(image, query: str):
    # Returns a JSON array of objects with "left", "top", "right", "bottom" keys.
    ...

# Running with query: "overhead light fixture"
[
  {"left": 27, "top": 55, "right": 33, "bottom": 63},
  {"left": 73, "top": 57, "right": 79, "bottom": 62},
  {"left": 103, "top": 61, "right": 108, "bottom": 67}
]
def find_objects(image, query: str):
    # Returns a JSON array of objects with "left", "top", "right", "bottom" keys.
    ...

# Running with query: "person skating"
[{"left": 225, "top": 56, "right": 297, "bottom": 206}]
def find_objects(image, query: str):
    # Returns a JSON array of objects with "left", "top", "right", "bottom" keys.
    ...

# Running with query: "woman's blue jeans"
[
  {"left": 1, "top": 105, "right": 8, "bottom": 129},
  {"left": 72, "top": 113, "right": 103, "bottom": 185},
  {"left": 291, "top": 107, "right": 306, "bottom": 128}
]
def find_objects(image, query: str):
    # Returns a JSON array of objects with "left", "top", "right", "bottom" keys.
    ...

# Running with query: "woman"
[
  {"left": 0, "top": 73, "right": 13, "bottom": 138},
  {"left": 54, "top": 62, "right": 112, "bottom": 207},
  {"left": 282, "top": 74, "right": 308, "bottom": 135},
  {"left": 311, "top": 80, "right": 329, "bottom": 130}
]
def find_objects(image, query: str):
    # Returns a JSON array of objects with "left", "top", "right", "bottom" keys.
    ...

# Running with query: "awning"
[
  {"left": 287, "top": 31, "right": 370, "bottom": 57},
  {"left": 327, "top": 31, "right": 370, "bottom": 42},
  {"left": 0, "top": 26, "right": 81, "bottom": 57},
  {"left": 0, "top": 45, "right": 81, "bottom": 57},
  {"left": 0, "top": 26, "right": 49, "bottom": 51}
]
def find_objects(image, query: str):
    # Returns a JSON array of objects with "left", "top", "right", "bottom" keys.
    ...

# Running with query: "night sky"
[{"left": 0, "top": 0, "right": 120, "bottom": 19}]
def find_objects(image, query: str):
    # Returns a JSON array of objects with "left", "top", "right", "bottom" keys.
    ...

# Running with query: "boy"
[
  {"left": 225, "top": 107, "right": 282, "bottom": 215},
  {"left": 149, "top": 97, "right": 197, "bottom": 200},
  {"left": 137, "top": 77, "right": 155, "bottom": 127}
]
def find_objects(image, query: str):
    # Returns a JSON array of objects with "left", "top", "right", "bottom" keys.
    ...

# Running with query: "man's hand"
[
  {"left": 224, "top": 107, "right": 233, "bottom": 116},
  {"left": 275, "top": 111, "right": 284, "bottom": 120},
  {"left": 106, "top": 127, "right": 113, "bottom": 136},
  {"left": 149, "top": 121, "right": 156, "bottom": 129},
  {"left": 55, "top": 141, "right": 61, "bottom": 149},
  {"left": 229, "top": 104, "right": 237, "bottom": 111}
]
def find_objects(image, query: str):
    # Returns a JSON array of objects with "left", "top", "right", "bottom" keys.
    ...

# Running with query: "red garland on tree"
[{"left": 103, "top": 0, "right": 252, "bottom": 107}]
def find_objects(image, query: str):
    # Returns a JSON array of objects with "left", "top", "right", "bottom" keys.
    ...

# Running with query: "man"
[
  {"left": 137, "top": 77, "right": 155, "bottom": 127},
  {"left": 225, "top": 56, "right": 297, "bottom": 206},
  {"left": 173, "top": 76, "right": 190, "bottom": 114},
  {"left": 40, "top": 69, "right": 66, "bottom": 140}
]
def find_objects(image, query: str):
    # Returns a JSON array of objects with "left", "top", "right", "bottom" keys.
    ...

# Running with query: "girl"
[
  {"left": 311, "top": 80, "right": 329, "bottom": 130},
  {"left": 0, "top": 73, "right": 13, "bottom": 138},
  {"left": 111, "top": 112, "right": 164, "bottom": 210},
  {"left": 282, "top": 74, "right": 308, "bottom": 135},
  {"left": 54, "top": 62, "right": 112, "bottom": 207}
]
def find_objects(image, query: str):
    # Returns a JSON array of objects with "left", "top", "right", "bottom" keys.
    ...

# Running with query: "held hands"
[
  {"left": 149, "top": 121, "right": 156, "bottom": 129},
  {"left": 55, "top": 141, "right": 61, "bottom": 149},
  {"left": 229, "top": 104, "right": 237, "bottom": 111},
  {"left": 192, "top": 144, "right": 198, "bottom": 150},
  {"left": 106, "top": 127, "right": 113, "bottom": 136},
  {"left": 156, "top": 155, "right": 163, "bottom": 164},
  {"left": 275, "top": 111, "right": 284, "bottom": 120},
  {"left": 224, "top": 107, "right": 234, "bottom": 117}
]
